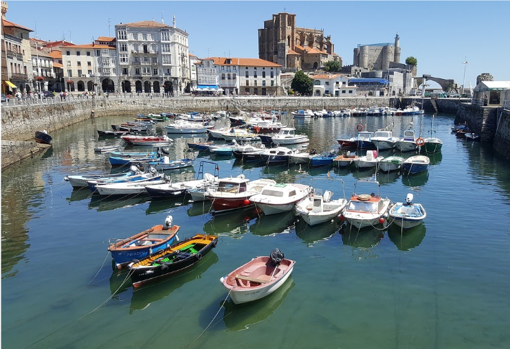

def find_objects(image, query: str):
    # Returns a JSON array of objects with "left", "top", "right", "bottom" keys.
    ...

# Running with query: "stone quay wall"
[{"left": 493, "top": 109, "right": 510, "bottom": 158}]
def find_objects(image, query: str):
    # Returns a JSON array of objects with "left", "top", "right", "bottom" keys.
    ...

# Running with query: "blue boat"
[
  {"left": 107, "top": 215, "right": 180, "bottom": 269},
  {"left": 109, "top": 150, "right": 160, "bottom": 158},
  {"left": 109, "top": 154, "right": 160, "bottom": 166},
  {"left": 64, "top": 166, "right": 139, "bottom": 188},
  {"left": 310, "top": 151, "right": 336, "bottom": 167},
  {"left": 134, "top": 157, "right": 194, "bottom": 171},
  {"left": 402, "top": 155, "right": 430, "bottom": 175}
]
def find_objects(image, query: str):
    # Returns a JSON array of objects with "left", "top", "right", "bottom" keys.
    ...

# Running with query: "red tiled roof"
[
  {"left": 53, "top": 62, "right": 63, "bottom": 68},
  {"left": 97, "top": 36, "right": 115, "bottom": 42},
  {"left": 2, "top": 19, "right": 33, "bottom": 32},
  {"left": 311, "top": 74, "right": 343, "bottom": 79},
  {"left": 48, "top": 51, "right": 62, "bottom": 59},
  {"left": 45, "top": 41, "right": 75, "bottom": 48},
  {"left": 287, "top": 49, "right": 299, "bottom": 55},
  {"left": 66, "top": 44, "right": 114, "bottom": 49}
]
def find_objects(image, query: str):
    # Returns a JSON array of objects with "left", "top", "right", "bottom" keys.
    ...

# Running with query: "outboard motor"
[
  {"left": 163, "top": 215, "right": 173, "bottom": 230},
  {"left": 405, "top": 193, "right": 414, "bottom": 205},
  {"left": 269, "top": 248, "right": 284, "bottom": 266}
]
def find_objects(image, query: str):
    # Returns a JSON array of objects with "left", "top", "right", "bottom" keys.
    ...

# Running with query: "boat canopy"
[{"left": 195, "top": 85, "right": 223, "bottom": 91}]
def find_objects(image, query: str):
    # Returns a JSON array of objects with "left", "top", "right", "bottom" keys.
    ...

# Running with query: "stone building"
[
  {"left": 258, "top": 12, "right": 340, "bottom": 70},
  {"left": 195, "top": 57, "right": 282, "bottom": 96},
  {"left": 353, "top": 34, "right": 401, "bottom": 71},
  {"left": 115, "top": 17, "right": 190, "bottom": 95},
  {"left": 1, "top": 1, "right": 33, "bottom": 94}
]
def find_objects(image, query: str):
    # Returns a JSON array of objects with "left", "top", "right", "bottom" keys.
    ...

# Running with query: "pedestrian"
[{"left": 60, "top": 92, "right": 63, "bottom": 101}]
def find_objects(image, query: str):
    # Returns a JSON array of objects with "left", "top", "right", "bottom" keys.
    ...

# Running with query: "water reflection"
[
  {"left": 66, "top": 188, "right": 93, "bottom": 202},
  {"left": 146, "top": 196, "right": 191, "bottom": 215},
  {"left": 428, "top": 152, "right": 443, "bottom": 166},
  {"left": 249, "top": 211, "right": 297, "bottom": 236},
  {"left": 295, "top": 219, "right": 340, "bottom": 244},
  {"left": 128, "top": 252, "right": 218, "bottom": 313},
  {"left": 216, "top": 277, "right": 295, "bottom": 331},
  {"left": 203, "top": 207, "right": 259, "bottom": 237},
  {"left": 341, "top": 224, "right": 385, "bottom": 248},
  {"left": 377, "top": 170, "right": 401, "bottom": 186},
  {"left": 88, "top": 195, "right": 151, "bottom": 212},
  {"left": 387, "top": 223, "right": 426, "bottom": 251},
  {"left": 187, "top": 200, "right": 213, "bottom": 217},
  {"left": 402, "top": 171, "right": 429, "bottom": 187}
]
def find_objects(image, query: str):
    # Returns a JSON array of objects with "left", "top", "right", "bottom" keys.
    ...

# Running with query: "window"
[
  {"left": 245, "top": 88, "right": 249, "bottom": 94},
  {"left": 77, "top": 69, "right": 82, "bottom": 77},
  {"left": 162, "top": 55, "right": 171, "bottom": 64},
  {"left": 254, "top": 68, "right": 257, "bottom": 78},
  {"left": 87, "top": 61, "right": 91, "bottom": 67},
  {"left": 135, "top": 68, "right": 140, "bottom": 75},
  {"left": 120, "top": 54, "right": 128, "bottom": 63},
  {"left": 271, "top": 80, "right": 274, "bottom": 86},
  {"left": 162, "top": 43, "right": 170, "bottom": 53},
  {"left": 119, "top": 43, "right": 127, "bottom": 52},
  {"left": 67, "top": 61, "right": 71, "bottom": 67},
  {"left": 253, "top": 88, "right": 258, "bottom": 95},
  {"left": 143, "top": 34, "right": 147, "bottom": 41},
  {"left": 77, "top": 51, "right": 81, "bottom": 56},
  {"left": 222, "top": 73, "right": 225, "bottom": 80},
  {"left": 262, "top": 80, "right": 266, "bottom": 86},
  {"left": 143, "top": 45, "right": 148, "bottom": 53},
  {"left": 270, "top": 71, "right": 274, "bottom": 78},
  {"left": 87, "top": 51, "right": 91, "bottom": 56},
  {"left": 122, "top": 68, "right": 128, "bottom": 75},
  {"left": 118, "top": 30, "right": 127, "bottom": 40},
  {"left": 233, "top": 73, "right": 236, "bottom": 80},
  {"left": 77, "top": 62, "right": 81, "bottom": 67},
  {"left": 227, "top": 74, "right": 231, "bottom": 80},
  {"left": 254, "top": 80, "right": 257, "bottom": 86},
  {"left": 161, "top": 31, "right": 169, "bottom": 41},
  {"left": 88, "top": 70, "right": 92, "bottom": 75},
  {"left": 165, "top": 68, "right": 171, "bottom": 75},
  {"left": 153, "top": 68, "right": 158, "bottom": 75},
  {"left": 262, "top": 88, "right": 267, "bottom": 95},
  {"left": 142, "top": 67, "right": 150, "bottom": 75},
  {"left": 245, "top": 71, "right": 249, "bottom": 78},
  {"left": 96, "top": 50, "right": 100, "bottom": 56},
  {"left": 325, "top": 81, "right": 330, "bottom": 85},
  {"left": 245, "top": 80, "right": 249, "bottom": 86},
  {"left": 262, "top": 71, "right": 266, "bottom": 78},
  {"left": 66, "top": 51, "right": 70, "bottom": 55}
]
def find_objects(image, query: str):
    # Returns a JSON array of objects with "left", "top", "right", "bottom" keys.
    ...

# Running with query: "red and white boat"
[
  {"left": 220, "top": 249, "right": 295, "bottom": 304},
  {"left": 121, "top": 135, "right": 173, "bottom": 146},
  {"left": 205, "top": 175, "right": 276, "bottom": 213}
]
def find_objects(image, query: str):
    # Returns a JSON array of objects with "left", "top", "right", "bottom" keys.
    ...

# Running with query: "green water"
[{"left": 2, "top": 112, "right": 510, "bottom": 349}]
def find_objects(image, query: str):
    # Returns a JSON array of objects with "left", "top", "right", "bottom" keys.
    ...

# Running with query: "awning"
[
  {"left": 196, "top": 85, "right": 219, "bottom": 91},
  {"left": 5, "top": 81, "right": 16, "bottom": 88}
]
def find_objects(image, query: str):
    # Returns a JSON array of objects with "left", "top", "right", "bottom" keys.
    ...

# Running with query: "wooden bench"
[{"left": 235, "top": 275, "right": 269, "bottom": 284}]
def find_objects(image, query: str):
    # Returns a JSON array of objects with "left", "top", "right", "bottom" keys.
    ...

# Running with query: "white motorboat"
[
  {"left": 295, "top": 188, "right": 348, "bottom": 226},
  {"left": 292, "top": 109, "right": 314, "bottom": 118},
  {"left": 379, "top": 156, "right": 405, "bottom": 172},
  {"left": 64, "top": 166, "right": 141, "bottom": 188},
  {"left": 395, "top": 129, "right": 419, "bottom": 152},
  {"left": 221, "top": 249, "right": 295, "bottom": 304},
  {"left": 207, "top": 127, "right": 231, "bottom": 140},
  {"left": 249, "top": 183, "right": 312, "bottom": 216},
  {"left": 388, "top": 193, "right": 427, "bottom": 229},
  {"left": 288, "top": 149, "right": 316, "bottom": 165},
  {"left": 259, "top": 146, "right": 297, "bottom": 165},
  {"left": 341, "top": 179, "right": 392, "bottom": 229},
  {"left": 355, "top": 150, "right": 384, "bottom": 169},
  {"left": 206, "top": 175, "right": 276, "bottom": 213},
  {"left": 145, "top": 172, "right": 219, "bottom": 198},
  {"left": 95, "top": 176, "right": 168, "bottom": 196},
  {"left": 271, "top": 127, "right": 309, "bottom": 145},
  {"left": 371, "top": 130, "right": 397, "bottom": 150},
  {"left": 165, "top": 120, "right": 210, "bottom": 134}
]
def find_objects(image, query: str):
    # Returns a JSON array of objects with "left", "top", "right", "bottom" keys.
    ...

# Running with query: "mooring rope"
[
  {"left": 183, "top": 289, "right": 232, "bottom": 349},
  {"left": 88, "top": 250, "right": 112, "bottom": 285}
]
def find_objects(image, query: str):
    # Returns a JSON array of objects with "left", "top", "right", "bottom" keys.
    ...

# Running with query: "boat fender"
[
  {"left": 196, "top": 253, "right": 202, "bottom": 260},
  {"left": 161, "top": 263, "right": 170, "bottom": 271},
  {"left": 212, "top": 239, "right": 218, "bottom": 247},
  {"left": 64, "top": 176, "right": 69, "bottom": 181}
]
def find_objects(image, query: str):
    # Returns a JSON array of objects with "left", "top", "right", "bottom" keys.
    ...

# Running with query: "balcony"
[{"left": 10, "top": 73, "right": 28, "bottom": 81}]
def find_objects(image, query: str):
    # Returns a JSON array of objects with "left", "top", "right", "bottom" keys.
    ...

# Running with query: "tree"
[
  {"left": 324, "top": 60, "right": 342, "bottom": 72},
  {"left": 405, "top": 56, "right": 418, "bottom": 66},
  {"left": 291, "top": 70, "right": 313, "bottom": 95}
]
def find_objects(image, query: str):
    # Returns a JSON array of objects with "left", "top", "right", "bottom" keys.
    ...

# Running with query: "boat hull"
[
  {"left": 209, "top": 196, "right": 254, "bottom": 213},
  {"left": 402, "top": 163, "right": 428, "bottom": 174}
]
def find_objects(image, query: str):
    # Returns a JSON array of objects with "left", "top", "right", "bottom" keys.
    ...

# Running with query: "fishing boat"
[
  {"left": 206, "top": 175, "right": 276, "bottom": 213},
  {"left": 249, "top": 183, "right": 312, "bottom": 216},
  {"left": 187, "top": 141, "right": 214, "bottom": 150},
  {"left": 132, "top": 157, "right": 194, "bottom": 171},
  {"left": 355, "top": 150, "right": 383, "bottom": 169},
  {"left": 97, "top": 130, "right": 130, "bottom": 137},
  {"left": 145, "top": 161, "right": 220, "bottom": 198},
  {"left": 355, "top": 131, "right": 375, "bottom": 149},
  {"left": 310, "top": 150, "right": 336, "bottom": 167},
  {"left": 288, "top": 149, "right": 316, "bottom": 165},
  {"left": 232, "top": 141, "right": 266, "bottom": 161},
  {"left": 388, "top": 193, "right": 427, "bottom": 229},
  {"left": 107, "top": 215, "right": 180, "bottom": 269},
  {"left": 422, "top": 116, "right": 443, "bottom": 153},
  {"left": 341, "top": 179, "right": 392, "bottom": 229},
  {"left": 292, "top": 109, "right": 314, "bottom": 118},
  {"left": 379, "top": 156, "right": 405, "bottom": 172},
  {"left": 271, "top": 127, "right": 309, "bottom": 145},
  {"left": 64, "top": 165, "right": 141, "bottom": 188},
  {"left": 129, "top": 234, "right": 218, "bottom": 288},
  {"left": 95, "top": 176, "right": 168, "bottom": 196},
  {"left": 35, "top": 130, "right": 52, "bottom": 145},
  {"left": 259, "top": 146, "right": 297, "bottom": 164},
  {"left": 336, "top": 136, "right": 358, "bottom": 149},
  {"left": 121, "top": 135, "right": 173, "bottom": 146},
  {"left": 165, "top": 120, "right": 210, "bottom": 134},
  {"left": 395, "top": 128, "right": 418, "bottom": 152},
  {"left": 220, "top": 249, "right": 295, "bottom": 304},
  {"left": 371, "top": 130, "right": 397, "bottom": 150},
  {"left": 333, "top": 152, "right": 358, "bottom": 167},
  {"left": 109, "top": 154, "right": 160, "bottom": 166},
  {"left": 402, "top": 155, "right": 430, "bottom": 175},
  {"left": 295, "top": 185, "right": 348, "bottom": 226}
]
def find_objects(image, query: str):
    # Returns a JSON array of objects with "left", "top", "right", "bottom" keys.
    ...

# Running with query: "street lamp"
[{"left": 461, "top": 57, "right": 468, "bottom": 96}]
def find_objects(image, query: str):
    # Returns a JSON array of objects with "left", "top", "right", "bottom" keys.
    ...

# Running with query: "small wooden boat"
[
  {"left": 295, "top": 188, "right": 348, "bottom": 226},
  {"left": 465, "top": 133, "right": 480, "bottom": 142},
  {"left": 132, "top": 157, "right": 194, "bottom": 171},
  {"left": 108, "top": 215, "right": 180, "bottom": 269},
  {"left": 333, "top": 153, "right": 358, "bottom": 167},
  {"left": 310, "top": 151, "right": 336, "bottom": 167},
  {"left": 402, "top": 155, "right": 430, "bottom": 175},
  {"left": 64, "top": 166, "right": 141, "bottom": 188},
  {"left": 35, "top": 130, "right": 52, "bottom": 145},
  {"left": 249, "top": 183, "right": 312, "bottom": 216},
  {"left": 129, "top": 234, "right": 218, "bottom": 288},
  {"left": 220, "top": 249, "right": 295, "bottom": 304},
  {"left": 379, "top": 156, "right": 405, "bottom": 172},
  {"left": 388, "top": 193, "right": 426, "bottom": 229}
]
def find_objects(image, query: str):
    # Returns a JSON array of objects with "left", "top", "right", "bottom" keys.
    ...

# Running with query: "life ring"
[
  {"left": 357, "top": 124, "right": 363, "bottom": 131},
  {"left": 416, "top": 137, "right": 425, "bottom": 146},
  {"left": 357, "top": 194, "right": 371, "bottom": 201}
]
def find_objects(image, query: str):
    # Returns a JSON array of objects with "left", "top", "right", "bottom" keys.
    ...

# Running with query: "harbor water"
[{"left": 2, "top": 111, "right": 510, "bottom": 349}]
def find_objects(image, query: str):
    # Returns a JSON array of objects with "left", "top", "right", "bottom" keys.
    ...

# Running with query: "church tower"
[{"left": 394, "top": 33, "right": 401, "bottom": 63}]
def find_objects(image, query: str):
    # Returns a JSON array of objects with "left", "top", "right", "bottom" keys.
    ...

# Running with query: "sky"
[{"left": 5, "top": 1, "right": 510, "bottom": 89}]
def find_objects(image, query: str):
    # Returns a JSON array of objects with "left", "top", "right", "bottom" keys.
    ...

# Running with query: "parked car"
[
  {"left": 42, "top": 91, "right": 55, "bottom": 99},
  {"left": 1, "top": 93, "right": 6, "bottom": 103}
]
